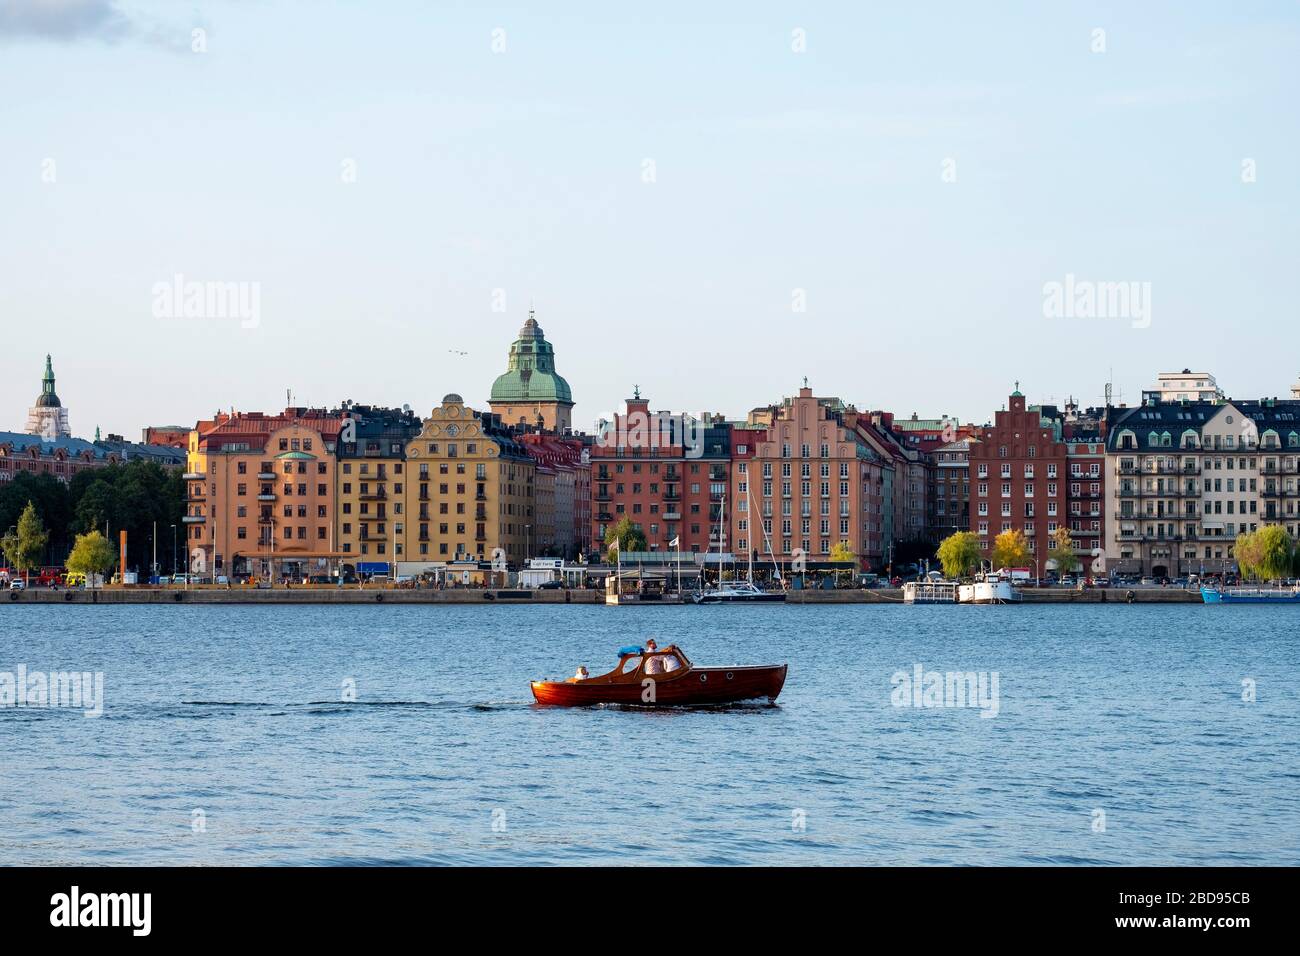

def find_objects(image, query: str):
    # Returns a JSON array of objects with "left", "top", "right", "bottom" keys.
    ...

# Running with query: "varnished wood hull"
[{"left": 531, "top": 664, "right": 787, "bottom": 707}]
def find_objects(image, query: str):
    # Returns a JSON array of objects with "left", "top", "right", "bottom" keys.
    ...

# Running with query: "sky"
[{"left": 1, "top": 0, "right": 1297, "bottom": 439}]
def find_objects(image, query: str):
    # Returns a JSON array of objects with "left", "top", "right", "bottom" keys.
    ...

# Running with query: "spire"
[{"left": 35, "top": 354, "right": 62, "bottom": 408}]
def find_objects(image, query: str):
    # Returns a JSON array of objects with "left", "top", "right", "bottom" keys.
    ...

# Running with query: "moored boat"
[
  {"left": 1201, "top": 585, "right": 1300, "bottom": 604},
  {"left": 693, "top": 580, "right": 786, "bottom": 604},
  {"left": 530, "top": 644, "right": 787, "bottom": 706},
  {"left": 903, "top": 581, "right": 958, "bottom": 604},
  {"left": 957, "top": 579, "right": 1022, "bottom": 604}
]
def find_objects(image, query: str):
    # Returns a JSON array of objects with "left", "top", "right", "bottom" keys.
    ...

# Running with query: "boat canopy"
[{"left": 616, "top": 644, "right": 643, "bottom": 657}]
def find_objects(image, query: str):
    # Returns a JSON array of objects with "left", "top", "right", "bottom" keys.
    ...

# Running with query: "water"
[{"left": 1, "top": 604, "right": 1297, "bottom": 865}]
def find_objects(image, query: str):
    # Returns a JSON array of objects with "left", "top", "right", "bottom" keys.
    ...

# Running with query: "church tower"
[
  {"left": 25, "top": 354, "right": 71, "bottom": 439},
  {"left": 488, "top": 311, "right": 574, "bottom": 432}
]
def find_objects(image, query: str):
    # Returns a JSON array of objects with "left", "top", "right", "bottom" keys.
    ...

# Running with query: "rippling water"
[{"left": 1, "top": 604, "right": 1297, "bottom": 865}]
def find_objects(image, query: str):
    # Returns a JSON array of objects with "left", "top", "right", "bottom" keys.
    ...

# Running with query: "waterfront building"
[
  {"left": 861, "top": 411, "right": 929, "bottom": 550},
  {"left": 334, "top": 404, "right": 423, "bottom": 566},
  {"left": 747, "top": 384, "right": 893, "bottom": 571},
  {"left": 589, "top": 391, "right": 723, "bottom": 556},
  {"left": 185, "top": 408, "right": 346, "bottom": 579},
  {"left": 1064, "top": 435, "right": 1106, "bottom": 567},
  {"left": 24, "top": 355, "right": 71, "bottom": 439},
  {"left": 488, "top": 311, "right": 575, "bottom": 433},
  {"left": 728, "top": 423, "right": 768, "bottom": 565},
  {"left": 968, "top": 386, "right": 1069, "bottom": 574},
  {"left": 1241, "top": 398, "right": 1300, "bottom": 536},
  {"left": 1104, "top": 393, "right": 1300, "bottom": 576},
  {"left": 930, "top": 439, "right": 974, "bottom": 540},
  {"left": 519, "top": 433, "right": 590, "bottom": 559},
  {"left": 402, "top": 394, "right": 535, "bottom": 566}
]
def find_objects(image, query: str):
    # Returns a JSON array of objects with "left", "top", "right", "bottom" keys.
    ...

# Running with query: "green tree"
[
  {"left": 66, "top": 530, "right": 117, "bottom": 587},
  {"left": 1254, "top": 525, "right": 1293, "bottom": 582},
  {"left": 1233, "top": 530, "right": 1261, "bottom": 581},
  {"left": 991, "top": 528, "right": 1031, "bottom": 570},
  {"left": 0, "top": 501, "right": 50, "bottom": 585},
  {"left": 0, "top": 473, "right": 71, "bottom": 564},
  {"left": 936, "top": 531, "right": 981, "bottom": 579},
  {"left": 604, "top": 516, "right": 647, "bottom": 560},
  {"left": 1050, "top": 526, "right": 1079, "bottom": 574}
]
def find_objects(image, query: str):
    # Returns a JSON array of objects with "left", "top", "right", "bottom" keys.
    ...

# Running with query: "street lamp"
[{"left": 171, "top": 524, "right": 177, "bottom": 577}]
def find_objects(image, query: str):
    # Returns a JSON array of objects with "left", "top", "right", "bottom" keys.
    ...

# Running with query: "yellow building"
[
  {"left": 333, "top": 405, "right": 422, "bottom": 569},
  {"left": 403, "top": 394, "right": 535, "bottom": 566}
]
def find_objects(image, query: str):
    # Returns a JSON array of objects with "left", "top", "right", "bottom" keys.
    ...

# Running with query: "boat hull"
[
  {"left": 958, "top": 581, "right": 1022, "bottom": 604},
  {"left": 694, "top": 592, "right": 786, "bottom": 604},
  {"left": 531, "top": 663, "right": 787, "bottom": 707},
  {"left": 1202, "top": 586, "right": 1300, "bottom": 604}
]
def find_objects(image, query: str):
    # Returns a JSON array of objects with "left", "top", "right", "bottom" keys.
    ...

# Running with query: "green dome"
[{"left": 489, "top": 313, "right": 573, "bottom": 404}]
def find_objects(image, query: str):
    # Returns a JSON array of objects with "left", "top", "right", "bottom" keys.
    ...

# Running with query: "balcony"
[
  {"left": 182, "top": 515, "right": 206, "bottom": 524},
  {"left": 663, "top": 511, "right": 681, "bottom": 520},
  {"left": 257, "top": 471, "right": 276, "bottom": 480},
  {"left": 182, "top": 471, "right": 204, "bottom": 481},
  {"left": 257, "top": 493, "right": 277, "bottom": 502}
]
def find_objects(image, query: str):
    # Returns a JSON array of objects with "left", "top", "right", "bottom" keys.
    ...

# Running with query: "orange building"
[
  {"left": 185, "top": 409, "right": 346, "bottom": 581},
  {"left": 747, "top": 384, "right": 893, "bottom": 571}
]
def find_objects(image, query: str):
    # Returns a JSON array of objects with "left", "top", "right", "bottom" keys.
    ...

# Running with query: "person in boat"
[
  {"left": 574, "top": 665, "right": 589, "bottom": 680},
  {"left": 644, "top": 639, "right": 665, "bottom": 675}
]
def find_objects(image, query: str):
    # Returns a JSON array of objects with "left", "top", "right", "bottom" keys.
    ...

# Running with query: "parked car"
[
  {"left": 9, "top": 578, "right": 26, "bottom": 590},
  {"left": 537, "top": 579, "right": 564, "bottom": 590}
]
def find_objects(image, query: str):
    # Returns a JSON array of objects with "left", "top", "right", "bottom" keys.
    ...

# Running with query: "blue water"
[{"left": 1, "top": 604, "right": 1297, "bottom": 865}]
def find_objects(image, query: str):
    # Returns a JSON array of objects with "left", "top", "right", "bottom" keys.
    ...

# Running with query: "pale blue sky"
[{"left": 2, "top": 0, "right": 1297, "bottom": 438}]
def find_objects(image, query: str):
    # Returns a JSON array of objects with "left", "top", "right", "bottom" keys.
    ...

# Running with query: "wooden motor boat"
[{"left": 530, "top": 644, "right": 787, "bottom": 707}]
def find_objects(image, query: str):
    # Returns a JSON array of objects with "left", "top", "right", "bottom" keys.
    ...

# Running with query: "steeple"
[{"left": 25, "top": 353, "right": 71, "bottom": 438}]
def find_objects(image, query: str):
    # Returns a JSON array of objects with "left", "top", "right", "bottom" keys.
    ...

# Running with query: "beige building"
[
  {"left": 185, "top": 410, "right": 345, "bottom": 580},
  {"left": 402, "top": 395, "right": 535, "bottom": 566}
]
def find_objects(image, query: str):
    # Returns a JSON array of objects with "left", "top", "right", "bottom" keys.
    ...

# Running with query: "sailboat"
[{"left": 693, "top": 486, "right": 786, "bottom": 604}]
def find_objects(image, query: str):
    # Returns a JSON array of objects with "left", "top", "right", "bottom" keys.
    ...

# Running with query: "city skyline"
[{"left": 3, "top": 1, "right": 1298, "bottom": 434}]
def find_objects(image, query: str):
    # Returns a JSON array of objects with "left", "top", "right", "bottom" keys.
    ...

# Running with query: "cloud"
[{"left": 0, "top": 0, "right": 134, "bottom": 43}]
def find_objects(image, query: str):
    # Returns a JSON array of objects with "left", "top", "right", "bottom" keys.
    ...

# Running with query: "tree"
[
  {"left": 828, "top": 542, "right": 855, "bottom": 563},
  {"left": 936, "top": 531, "right": 981, "bottom": 579},
  {"left": 1233, "top": 527, "right": 1293, "bottom": 582},
  {"left": 1050, "top": 526, "right": 1079, "bottom": 574},
  {"left": 991, "top": 529, "right": 1031, "bottom": 570},
  {"left": 0, "top": 501, "right": 50, "bottom": 585},
  {"left": 66, "top": 530, "right": 117, "bottom": 588},
  {"left": 604, "top": 516, "right": 646, "bottom": 560},
  {"left": 0, "top": 473, "right": 70, "bottom": 564},
  {"left": 1234, "top": 531, "right": 1261, "bottom": 581}
]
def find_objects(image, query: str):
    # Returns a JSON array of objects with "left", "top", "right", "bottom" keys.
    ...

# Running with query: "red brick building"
[
  {"left": 969, "top": 387, "right": 1068, "bottom": 573},
  {"left": 589, "top": 392, "right": 727, "bottom": 556}
]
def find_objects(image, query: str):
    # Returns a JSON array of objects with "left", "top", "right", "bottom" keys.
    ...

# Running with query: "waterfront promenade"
[{"left": 2, "top": 586, "right": 1201, "bottom": 605}]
